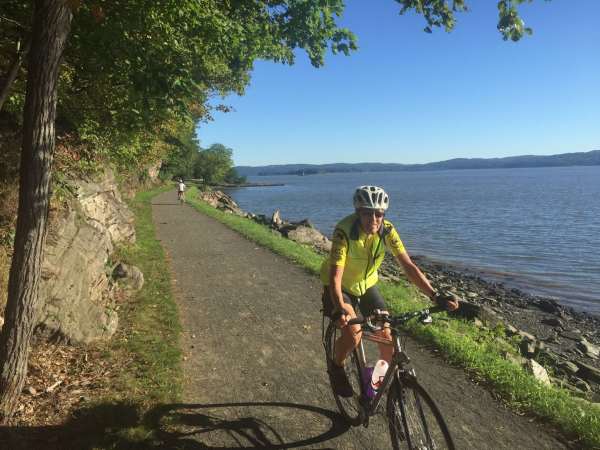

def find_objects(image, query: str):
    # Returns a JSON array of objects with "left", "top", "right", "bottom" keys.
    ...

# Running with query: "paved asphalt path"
[{"left": 152, "top": 190, "right": 569, "bottom": 449}]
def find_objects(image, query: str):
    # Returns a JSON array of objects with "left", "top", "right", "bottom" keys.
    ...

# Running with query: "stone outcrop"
[
  {"left": 36, "top": 170, "right": 139, "bottom": 344},
  {"left": 147, "top": 161, "right": 162, "bottom": 182},
  {"left": 76, "top": 171, "right": 135, "bottom": 244}
]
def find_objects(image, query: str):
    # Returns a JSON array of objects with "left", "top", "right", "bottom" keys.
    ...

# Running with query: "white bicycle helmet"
[{"left": 353, "top": 185, "right": 389, "bottom": 211}]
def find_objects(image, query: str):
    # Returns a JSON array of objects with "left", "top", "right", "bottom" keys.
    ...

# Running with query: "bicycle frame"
[{"left": 355, "top": 328, "right": 411, "bottom": 417}]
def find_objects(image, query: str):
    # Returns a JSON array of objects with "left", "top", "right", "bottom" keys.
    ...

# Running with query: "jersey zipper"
[{"left": 363, "top": 234, "right": 383, "bottom": 294}]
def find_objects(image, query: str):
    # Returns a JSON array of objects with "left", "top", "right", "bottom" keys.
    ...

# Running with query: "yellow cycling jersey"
[{"left": 320, "top": 213, "right": 406, "bottom": 296}]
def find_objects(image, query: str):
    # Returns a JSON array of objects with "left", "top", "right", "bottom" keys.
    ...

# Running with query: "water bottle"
[
  {"left": 370, "top": 359, "right": 389, "bottom": 393},
  {"left": 362, "top": 366, "right": 375, "bottom": 399}
]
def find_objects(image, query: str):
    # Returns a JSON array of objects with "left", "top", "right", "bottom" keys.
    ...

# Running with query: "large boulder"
[
  {"left": 286, "top": 226, "right": 332, "bottom": 253},
  {"left": 271, "top": 209, "right": 283, "bottom": 228},
  {"left": 577, "top": 339, "right": 600, "bottom": 359},
  {"left": 112, "top": 262, "right": 145, "bottom": 292},
  {"left": 198, "top": 190, "right": 244, "bottom": 216},
  {"left": 454, "top": 301, "right": 504, "bottom": 328},
  {"left": 526, "top": 359, "right": 551, "bottom": 386},
  {"left": 575, "top": 361, "right": 600, "bottom": 384}
]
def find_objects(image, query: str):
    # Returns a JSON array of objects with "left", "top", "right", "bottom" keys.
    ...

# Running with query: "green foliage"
[
  {"left": 394, "top": 0, "right": 541, "bottom": 40},
  {"left": 224, "top": 167, "right": 247, "bottom": 185},
  {"left": 159, "top": 124, "right": 244, "bottom": 184},
  {"left": 160, "top": 125, "right": 202, "bottom": 180},
  {"left": 193, "top": 143, "right": 233, "bottom": 184},
  {"left": 496, "top": 0, "right": 535, "bottom": 41}
]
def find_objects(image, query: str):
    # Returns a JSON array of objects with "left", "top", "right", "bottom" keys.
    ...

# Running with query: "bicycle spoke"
[{"left": 387, "top": 379, "right": 454, "bottom": 450}]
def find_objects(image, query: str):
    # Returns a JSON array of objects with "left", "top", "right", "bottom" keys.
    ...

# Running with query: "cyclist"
[
  {"left": 177, "top": 178, "right": 186, "bottom": 202},
  {"left": 321, "top": 185, "right": 460, "bottom": 397}
]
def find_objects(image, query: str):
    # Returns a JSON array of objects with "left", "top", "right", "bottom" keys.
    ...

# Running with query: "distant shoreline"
[
  {"left": 187, "top": 180, "right": 284, "bottom": 188},
  {"left": 212, "top": 182, "right": 284, "bottom": 188},
  {"left": 235, "top": 149, "right": 600, "bottom": 177}
]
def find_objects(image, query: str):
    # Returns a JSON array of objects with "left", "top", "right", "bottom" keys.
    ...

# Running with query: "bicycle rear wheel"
[
  {"left": 324, "top": 320, "right": 363, "bottom": 426},
  {"left": 386, "top": 376, "right": 454, "bottom": 450}
]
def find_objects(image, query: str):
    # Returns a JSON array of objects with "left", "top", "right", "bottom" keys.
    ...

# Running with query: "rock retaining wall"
[{"left": 36, "top": 170, "right": 142, "bottom": 344}]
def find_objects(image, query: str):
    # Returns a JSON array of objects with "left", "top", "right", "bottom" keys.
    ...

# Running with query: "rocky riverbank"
[
  {"left": 197, "top": 189, "right": 600, "bottom": 402},
  {"left": 382, "top": 254, "right": 600, "bottom": 399}
]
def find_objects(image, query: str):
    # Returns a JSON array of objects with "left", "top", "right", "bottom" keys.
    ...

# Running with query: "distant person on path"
[
  {"left": 321, "top": 185, "right": 460, "bottom": 397},
  {"left": 177, "top": 178, "right": 186, "bottom": 203}
]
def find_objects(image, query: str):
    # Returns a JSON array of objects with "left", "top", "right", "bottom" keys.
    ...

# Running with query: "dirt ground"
[{"left": 152, "top": 190, "right": 569, "bottom": 449}]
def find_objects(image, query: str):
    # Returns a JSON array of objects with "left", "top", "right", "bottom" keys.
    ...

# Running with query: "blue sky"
[{"left": 196, "top": 0, "right": 600, "bottom": 167}]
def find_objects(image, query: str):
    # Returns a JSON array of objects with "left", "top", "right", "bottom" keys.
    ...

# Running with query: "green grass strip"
[
  {"left": 187, "top": 188, "right": 600, "bottom": 449},
  {"left": 77, "top": 185, "right": 183, "bottom": 448},
  {"left": 114, "top": 186, "right": 183, "bottom": 405}
]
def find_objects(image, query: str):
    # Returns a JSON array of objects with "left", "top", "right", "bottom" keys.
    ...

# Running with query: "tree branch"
[
  {"left": 0, "top": 40, "right": 31, "bottom": 111},
  {"left": 0, "top": 15, "right": 28, "bottom": 30}
]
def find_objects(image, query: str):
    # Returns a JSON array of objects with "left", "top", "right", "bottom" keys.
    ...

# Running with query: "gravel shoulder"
[{"left": 152, "top": 190, "right": 569, "bottom": 449}]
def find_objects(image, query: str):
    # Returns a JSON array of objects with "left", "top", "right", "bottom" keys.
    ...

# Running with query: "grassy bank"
[{"left": 187, "top": 188, "right": 600, "bottom": 449}]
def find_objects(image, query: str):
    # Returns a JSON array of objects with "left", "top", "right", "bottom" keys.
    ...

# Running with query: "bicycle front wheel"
[
  {"left": 387, "top": 376, "right": 454, "bottom": 450},
  {"left": 324, "top": 320, "right": 363, "bottom": 426}
]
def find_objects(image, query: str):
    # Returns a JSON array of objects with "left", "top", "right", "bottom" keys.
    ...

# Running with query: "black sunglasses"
[{"left": 359, "top": 209, "right": 385, "bottom": 219}]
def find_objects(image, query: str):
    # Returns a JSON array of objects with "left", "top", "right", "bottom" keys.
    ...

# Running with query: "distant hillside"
[{"left": 235, "top": 149, "right": 600, "bottom": 177}]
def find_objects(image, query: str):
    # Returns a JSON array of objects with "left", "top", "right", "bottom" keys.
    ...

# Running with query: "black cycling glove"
[{"left": 431, "top": 291, "right": 461, "bottom": 310}]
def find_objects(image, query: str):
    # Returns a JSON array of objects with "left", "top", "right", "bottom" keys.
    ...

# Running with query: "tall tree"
[
  {"left": 194, "top": 143, "right": 235, "bottom": 184},
  {"left": 0, "top": 0, "right": 72, "bottom": 422}
]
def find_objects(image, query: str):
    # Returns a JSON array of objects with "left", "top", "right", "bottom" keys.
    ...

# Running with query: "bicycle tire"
[
  {"left": 387, "top": 375, "right": 455, "bottom": 450},
  {"left": 324, "top": 320, "right": 363, "bottom": 426}
]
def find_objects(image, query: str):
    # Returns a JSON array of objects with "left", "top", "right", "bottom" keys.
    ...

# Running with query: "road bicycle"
[
  {"left": 177, "top": 190, "right": 185, "bottom": 204},
  {"left": 322, "top": 306, "right": 455, "bottom": 449}
]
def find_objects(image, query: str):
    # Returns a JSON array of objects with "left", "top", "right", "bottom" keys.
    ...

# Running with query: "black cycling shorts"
[{"left": 321, "top": 285, "right": 386, "bottom": 320}]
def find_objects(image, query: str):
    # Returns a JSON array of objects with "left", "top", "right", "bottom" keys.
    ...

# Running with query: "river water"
[{"left": 225, "top": 166, "right": 600, "bottom": 313}]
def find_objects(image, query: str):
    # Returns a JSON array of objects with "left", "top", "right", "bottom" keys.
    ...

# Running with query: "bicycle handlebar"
[{"left": 346, "top": 305, "right": 447, "bottom": 328}]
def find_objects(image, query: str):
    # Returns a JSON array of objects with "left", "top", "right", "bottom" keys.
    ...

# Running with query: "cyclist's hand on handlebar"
[
  {"left": 334, "top": 304, "right": 356, "bottom": 327},
  {"left": 432, "top": 291, "right": 461, "bottom": 312}
]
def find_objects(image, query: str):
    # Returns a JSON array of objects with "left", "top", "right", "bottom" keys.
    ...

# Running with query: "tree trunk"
[
  {"left": 0, "top": 40, "right": 31, "bottom": 112},
  {"left": 0, "top": 0, "right": 72, "bottom": 423}
]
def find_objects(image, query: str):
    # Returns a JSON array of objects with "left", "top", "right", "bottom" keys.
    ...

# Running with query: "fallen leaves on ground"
[{"left": 13, "top": 340, "right": 124, "bottom": 426}]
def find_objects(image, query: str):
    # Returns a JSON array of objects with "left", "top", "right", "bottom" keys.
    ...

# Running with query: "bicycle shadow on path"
[{"left": 0, "top": 401, "right": 349, "bottom": 450}]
